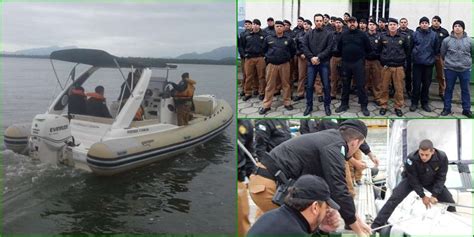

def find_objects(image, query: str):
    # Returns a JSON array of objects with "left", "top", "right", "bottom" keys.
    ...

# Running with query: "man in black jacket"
[
  {"left": 247, "top": 175, "right": 341, "bottom": 236},
  {"left": 237, "top": 120, "right": 255, "bottom": 236},
  {"left": 293, "top": 19, "right": 313, "bottom": 102},
  {"left": 68, "top": 86, "right": 87, "bottom": 115},
  {"left": 264, "top": 17, "right": 276, "bottom": 37},
  {"left": 255, "top": 119, "right": 291, "bottom": 158},
  {"left": 399, "top": 18, "right": 415, "bottom": 97},
  {"left": 371, "top": 139, "right": 456, "bottom": 231},
  {"left": 301, "top": 14, "right": 333, "bottom": 116},
  {"left": 335, "top": 17, "right": 372, "bottom": 116},
  {"left": 431, "top": 16, "right": 449, "bottom": 100},
  {"left": 248, "top": 119, "right": 372, "bottom": 236},
  {"left": 238, "top": 20, "right": 253, "bottom": 97},
  {"left": 240, "top": 19, "right": 267, "bottom": 101},
  {"left": 259, "top": 21, "right": 296, "bottom": 115},
  {"left": 366, "top": 19, "right": 383, "bottom": 106},
  {"left": 378, "top": 18, "right": 410, "bottom": 117}
]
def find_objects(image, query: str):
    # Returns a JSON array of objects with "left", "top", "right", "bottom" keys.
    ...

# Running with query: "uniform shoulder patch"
[
  {"left": 406, "top": 159, "right": 413, "bottom": 166},
  {"left": 257, "top": 124, "right": 267, "bottom": 131},
  {"left": 238, "top": 125, "right": 247, "bottom": 135},
  {"left": 340, "top": 146, "right": 345, "bottom": 157}
]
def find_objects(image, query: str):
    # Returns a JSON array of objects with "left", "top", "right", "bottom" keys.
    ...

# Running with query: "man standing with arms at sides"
[
  {"left": 371, "top": 139, "right": 456, "bottom": 232},
  {"left": 241, "top": 19, "right": 267, "bottom": 102},
  {"left": 293, "top": 16, "right": 305, "bottom": 35},
  {"left": 410, "top": 17, "right": 439, "bottom": 113},
  {"left": 293, "top": 19, "right": 313, "bottom": 102},
  {"left": 440, "top": 20, "right": 473, "bottom": 118},
  {"left": 329, "top": 18, "right": 345, "bottom": 100},
  {"left": 365, "top": 19, "right": 383, "bottom": 106},
  {"left": 378, "top": 18, "right": 410, "bottom": 117},
  {"left": 302, "top": 14, "right": 333, "bottom": 116},
  {"left": 259, "top": 21, "right": 296, "bottom": 115},
  {"left": 431, "top": 16, "right": 449, "bottom": 100},
  {"left": 398, "top": 18, "right": 415, "bottom": 98},
  {"left": 335, "top": 17, "right": 372, "bottom": 117},
  {"left": 238, "top": 20, "right": 254, "bottom": 97},
  {"left": 264, "top": 17, "right": 276, "bottom": 37}
]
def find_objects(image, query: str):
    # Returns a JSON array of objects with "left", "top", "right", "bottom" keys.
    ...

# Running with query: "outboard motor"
[{"left": 29, "top": 114, "right": 71, "bottom": 164}]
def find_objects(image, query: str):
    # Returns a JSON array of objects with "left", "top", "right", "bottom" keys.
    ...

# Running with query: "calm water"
[{"left": 1, "top": 57, "right": 236, "bottom": 234}]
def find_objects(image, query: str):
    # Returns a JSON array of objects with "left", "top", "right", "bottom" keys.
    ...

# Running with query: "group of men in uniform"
[
  {"left": 238, "top": 13, "right": 472, "bottom": 117},
  {"left": 238, "top": 119, "right": 456, "bottom": 236}
]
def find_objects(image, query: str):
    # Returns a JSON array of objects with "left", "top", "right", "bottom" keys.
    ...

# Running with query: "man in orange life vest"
[
  {"left": 172, "top": 72, "right": 196, "bottom": 126},
  {"left": 86, "top": 85, "right": 112, "bottom": 118}
]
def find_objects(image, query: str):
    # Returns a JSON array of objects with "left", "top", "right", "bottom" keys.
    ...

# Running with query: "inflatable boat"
[{"left": 4, "top": 49, "right": 233, "bottom": 175}]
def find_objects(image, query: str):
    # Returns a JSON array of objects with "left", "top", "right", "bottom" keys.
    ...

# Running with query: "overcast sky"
[{"left": 1, "top": 2, "right": 235, "bottom": 57}]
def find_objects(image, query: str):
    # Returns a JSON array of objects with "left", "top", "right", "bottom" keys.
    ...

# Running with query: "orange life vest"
[{"left": 174, "top": 78, "right": 196, "bottom": 98}]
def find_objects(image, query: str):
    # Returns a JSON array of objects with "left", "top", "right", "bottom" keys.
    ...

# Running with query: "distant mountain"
[
  {"left": 176, "top": 46, "right": 235, "bottom": 60},
  {"left": 10, "top": 45, "right": 78, "bottom": 56}
]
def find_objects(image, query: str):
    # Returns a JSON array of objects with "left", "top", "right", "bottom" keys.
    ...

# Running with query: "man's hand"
[
  {"left": 368, "top": 152, "right": 380, "bottom": 167},
  {"left": 319, "top": 208, "right": 340, "bottom": 233},
  {"left": 311, "top": 57, "right": 318, "bottom": 65},
  {"left": 422, "top": 196, "right": 432, "bottom": 209},
  {"left": 300, "top": 54, "right": 306, "bottom": 59},
  {"left": 349, "top": 157, "right": 368, "bottom": 170},
  {"left": 349, "top": 216, "right": 372, "bottom": 236},
  {"left": 430, "top": 196, "right": 438, "bottom": 204}
]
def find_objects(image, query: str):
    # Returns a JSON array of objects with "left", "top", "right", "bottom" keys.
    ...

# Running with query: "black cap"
[
  {"left": 283, "top": 19, "right": 291, "bottom": 25},
  {"left": 304, "top": 19, "right": 312, "bottom": 26},
  {"left": 369, "top": 19, "right": 377, "bottom": 24},
  {"left": 253, "top": 19, "right": 261, "bottom": 26},
  {"left": 324, "top": 14, "right": 330, "bottom": 19},
  {"left": 344, "top": 12, "right": 351, "bottom": 17},
  {"left": 419, "top": 16, "right": 430, "bottom": 24},
  {"left": 379, "top": 18, "right": 387, "bottom": 23},
  {"left": 359, "top": 18, "right": 367, "bottom": 24},
  {"left": 267, "top": 17, "right": 274, "bottom": 22},
  {"left": 181, "top": 72, "right": 189, "bottom": 79},
  {"left": 275, "top": 20, "right": 284, "bottom": 26},
  {"left": 453, "top": 20, "right": 465, "bottom": 30},
  {"left": 388, "top": 18, "right": 398, "bottom": 24},
  {"left": 292, "top": 175, "right": 340, "bottom": 210},
  {"left": 348, "top": 16, "right": 357, "bottom": 22},
  {"left": 432, "top": 15, "right": 442, "bottom": 24},
  {"left": 335, "top": 17, "right": 344, "bottom": 23},
  {"left": 297, "top": 16, "right": 304, "bottom": 21},
  {"left": 244, "top": 19, "right": 252, "bottom": 24},
  {"left": 340, "top": 119, "right": 368, "bottom": 138},
  {"left": 330, "top": 16, "right": 337, "bottom": 21}
]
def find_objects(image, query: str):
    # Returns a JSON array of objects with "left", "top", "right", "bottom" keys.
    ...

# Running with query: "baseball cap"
[
  {"left": 292, "top": 175, "right": 340, "bottom": 210},
  {"left": 339, "top": 119, "right": 368, "bottom": 138}
]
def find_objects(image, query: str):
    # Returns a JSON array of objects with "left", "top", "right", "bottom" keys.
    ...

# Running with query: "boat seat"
[
  {"left": 71, "top": 114, "right": 115, "bottom": 124},
  {"left": 129, "top": 119, "right": 161, "bottom": 127}
]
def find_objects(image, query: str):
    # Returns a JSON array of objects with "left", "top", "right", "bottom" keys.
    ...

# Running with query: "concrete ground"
[{"left": 237, "top": 74, "right": 474, "bottom": 118}]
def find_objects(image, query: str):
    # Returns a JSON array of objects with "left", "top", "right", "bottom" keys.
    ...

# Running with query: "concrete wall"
[{"left": 244, "top": 0, "right": 472, "bottom": 33}]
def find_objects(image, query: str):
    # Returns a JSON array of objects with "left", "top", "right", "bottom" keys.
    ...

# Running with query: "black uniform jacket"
[
  {"left": 404, "top": 148, "right": 449, "bottom": 198},
  {"left": 240, "top": 30, "right": 266, "bottom": 58},
  {"left": 248, "top": 205, "right": 325, "bottom": 236},
  {"left": 238, "top": 120, "right": 255, "bottom": 181},
  {"left": 255, "top": 120, "right": 291, "bottom": 158},
  {"left": 263, "top": 34, "right": 296, "bottom": 65},
  {"left": 262, "top": 129, "right": 357, "bottom": 225},
  {"left": 378, "top": 31, "right": 410, "bottom": 67}
]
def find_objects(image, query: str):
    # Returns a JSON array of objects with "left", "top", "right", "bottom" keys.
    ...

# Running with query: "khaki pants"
[
  {"left": 291, "top": 56, "right": 298, "bottom": 82},
  {"left": 238, "top": 181, "right": 251, "bottom": 236},
  {"left": 296, "top": 55, "right": 307, "bottom": 97},
  {"left": 244, "top": 57, "right": 266, "bottom": 96},
  {"left": 263, "top": 62, "right": 292, "bottom": 108},
  {"left": 248, "top": 163, "right": 279, "bottom": 213},
  {"left": 330, "top": 56, "right": 342, "bottom": 97},
  {"left": 365, "top": 60, "right": 383, "bottom": 103},
  {"left": 349, "top": 150, "right": 363, "bottom": 182},
  {"left": 240, "top": 58, "right": 246, "bottom": 91},
  {"left": 435, "top": 55, "right": 446, "bottom": 95},
  {"left": 345, "top": 161, "right": 356, "bottom": 198},
  {"left": 380, "top": 66, "right": 405, "bottom": 109},
  {"left": 176, "top": 100, "right": 192, "bottom": 126}
]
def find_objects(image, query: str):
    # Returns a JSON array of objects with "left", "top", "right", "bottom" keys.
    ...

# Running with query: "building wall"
[{"left": 244, "top": 0, "right": 472, "bottom": 32}]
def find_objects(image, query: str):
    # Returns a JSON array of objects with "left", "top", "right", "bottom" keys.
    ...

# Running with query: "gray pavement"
[{"left": 238, "top": 76, "right": 473, "bottom": 118}]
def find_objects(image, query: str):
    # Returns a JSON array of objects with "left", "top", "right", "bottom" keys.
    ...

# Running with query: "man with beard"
[{"left": 335, "top": 17, "right": 372, "bottom": 116}]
